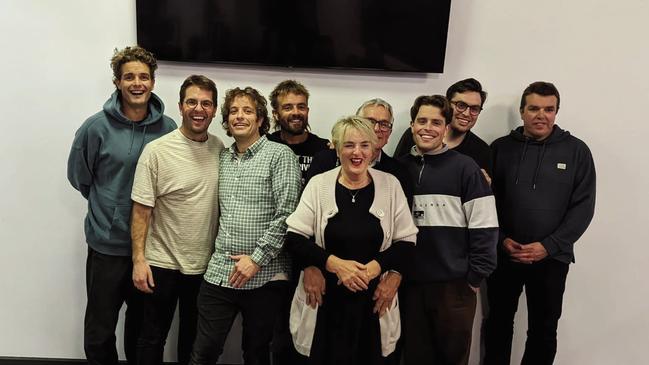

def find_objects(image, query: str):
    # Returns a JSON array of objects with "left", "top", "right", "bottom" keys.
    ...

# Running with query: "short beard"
[{"left": 279, "top": 117, "right": 308, "bottom": 135}]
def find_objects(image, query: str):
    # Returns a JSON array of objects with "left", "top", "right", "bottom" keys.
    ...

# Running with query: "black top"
[
  {"left": 491, "top": 126, "right": 596, "bottom": 264},
  {"left": 326, "top": 182, "right": 383, "bottom": 270},
  {"left": 268, "top": 130, "right": 330, "bottom": 186},
  {"left": 393, "top": 129, "right": 492, "bottom": 176},
  {"left": 305, "top": 149, "right": 413, "bottom": 207},
  {"left": 285, "top": 182, "right": 413, "bottom": 275}
]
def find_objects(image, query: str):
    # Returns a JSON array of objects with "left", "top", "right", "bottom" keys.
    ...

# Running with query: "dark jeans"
[
  {"left": 401, "top": 279, "right": 477, "bottom": 365},
  {"left": 137, "top": 266, "right": 202, "bottom": 365},
  {"left": 85, "top": 247, "right": 141, "bottom": 365},
  {"left": 484, "top": 257, "right": 569, "bottom": 365},
  {"left": 189, "top": 280, "right": 288, "bottom": 365}
]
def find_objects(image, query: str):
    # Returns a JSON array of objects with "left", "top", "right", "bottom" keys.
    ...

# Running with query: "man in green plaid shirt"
[{"left": 189, "top": 86, "right": 301, "bottom": 365}]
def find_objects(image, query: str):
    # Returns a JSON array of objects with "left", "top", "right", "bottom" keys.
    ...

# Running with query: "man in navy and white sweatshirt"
[
  {"left": 483, "top": 82, "right": 596, "bottom": 365},
  {"left": 399, "top": 95, "right": 498, "bottom": 365}
]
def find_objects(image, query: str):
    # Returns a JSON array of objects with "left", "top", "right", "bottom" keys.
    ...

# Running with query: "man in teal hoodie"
[{"left": 67, "top": 46, "right": 177, "bottom": 365}]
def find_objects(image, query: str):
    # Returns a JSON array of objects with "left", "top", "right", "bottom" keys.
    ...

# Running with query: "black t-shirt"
[{"left": 268, "top": 131, "right": 330, "bottom": 186}]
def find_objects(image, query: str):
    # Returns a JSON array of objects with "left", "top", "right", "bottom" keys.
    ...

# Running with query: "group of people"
[{"left": 68, "top": 46, "right": 596, "bottom": 365}]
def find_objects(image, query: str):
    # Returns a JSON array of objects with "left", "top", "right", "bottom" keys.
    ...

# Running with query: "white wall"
[{"left": 1, "top": 0, "right": 647, "bottom": 364}]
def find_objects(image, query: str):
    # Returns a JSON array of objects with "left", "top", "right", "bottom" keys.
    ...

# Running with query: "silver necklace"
[{"left": 348, "top": 188, "right": 360, "bottom": 203}]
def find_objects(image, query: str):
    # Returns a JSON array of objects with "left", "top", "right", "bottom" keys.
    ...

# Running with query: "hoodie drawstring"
[
  {"left": 139, "top": 125, "right": 148, "bottom": 155},
  {"left": 514, "top": 138, "right": 529, "bottom": 185},
  {"left": 128, "top": 123, "right": 148, "bottom": 156},
  {"left": 532, "top": 142, "right": 547, "bottom": 190},
  {"left": 128, "top": 122, "right": 136, "bottom": 155},
  {"left": 514, "top": 137, "right": 547, "bottom": 190}
]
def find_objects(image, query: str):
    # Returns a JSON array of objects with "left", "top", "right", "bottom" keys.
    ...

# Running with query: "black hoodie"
[{"left": 490, "top": 125, "right": 596, "bottom": 263}]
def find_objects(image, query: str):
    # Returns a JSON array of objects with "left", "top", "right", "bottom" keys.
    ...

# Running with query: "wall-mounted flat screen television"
[{"left": 136, "top": 0, "right": 452, "bottom": 73}]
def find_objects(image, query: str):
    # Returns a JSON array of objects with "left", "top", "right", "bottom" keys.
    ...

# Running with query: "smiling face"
[
  {"left": 274, "top": 92, "right": 309, "bottom": 136},
  {"left": 338, "top": 127, "right": 374, "bottom": 180},
  {"left": 411, "top": 104, "right": 448, "bottom": 154},
  {"left": 114, "top": 61, "right": 154, "bottom": 113},
  {"left": 520, "top": 93, "right": 558, "bottom": 141},
  {"left": 227, "top": 95, "right": 262, "bottom": 143},
  {"left": 449, "top": 91, "right": 482, "bottom": 134},
  {"left": 179, "top": 86, "right": 215, "bottom": 141},
  {"left": 359, "top": 104, "right": 392, "bottom": 150}
]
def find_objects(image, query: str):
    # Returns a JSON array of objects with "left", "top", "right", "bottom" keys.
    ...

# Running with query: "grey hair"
[{"left": 355, "top": 98, "right": 394, "bottom": 123}]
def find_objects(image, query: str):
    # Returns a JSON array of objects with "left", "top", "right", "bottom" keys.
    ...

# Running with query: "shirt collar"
[
  {"left": 411, "top": 144, "right": 448, "bottom": 156},
  {"left": 227, "top": 135, "right": 268, "bottom": 158}
]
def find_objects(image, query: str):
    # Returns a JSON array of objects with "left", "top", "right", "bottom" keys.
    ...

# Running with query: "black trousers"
[
  {"left": 484, "top": 257, "right": 569, "bottom": 365},
  {"left": 189, "top": 280, "right": 288, "bottom": 365},
  {"left": 137, "top": 266, "right": 202, "bottom": 365},
  {"left": 401, "top": 279, "right": 477, "bottom": 365},
  {"left": 84, "top": 247, "right": 141, "bottom": 365}
]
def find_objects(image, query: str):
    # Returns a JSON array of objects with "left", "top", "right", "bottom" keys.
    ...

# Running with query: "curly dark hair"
[
  {"left": 269, "top": 79, "right": 310, "bottom": 112},
  {"left": 221, "top": 87, "right": 270, "bottom": 137},
  {"left": 110, "top": 46, "right": 158, "bottom": 84}
]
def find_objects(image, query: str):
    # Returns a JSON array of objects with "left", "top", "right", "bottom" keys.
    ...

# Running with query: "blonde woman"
[{"left": 285, "top": 116, "right": 418, "bottom": 365}]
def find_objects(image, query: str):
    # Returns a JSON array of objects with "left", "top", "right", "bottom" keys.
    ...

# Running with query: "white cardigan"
[{"left": 286, "top": 167, "right": 418, "bottom": 357}]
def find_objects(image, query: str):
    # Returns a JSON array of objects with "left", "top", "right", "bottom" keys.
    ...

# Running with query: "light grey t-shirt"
[{"left": 132, "top": 129, "right": 224, "bottom": 274}]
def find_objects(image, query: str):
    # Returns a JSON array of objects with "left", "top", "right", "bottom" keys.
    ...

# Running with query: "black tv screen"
[{"left": 136, "top": 0, "right": 451, "bottom": 73}]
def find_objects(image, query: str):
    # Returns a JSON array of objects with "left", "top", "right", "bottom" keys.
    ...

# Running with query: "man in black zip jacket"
[{"left": 483, "top": 82, "right": 596, "bottom": 365}]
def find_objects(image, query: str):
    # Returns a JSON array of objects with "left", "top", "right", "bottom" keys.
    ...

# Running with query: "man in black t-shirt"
[
  {"left": 268, "top": 80, "right": 329, "bottom": 365},
  {"left": 393, "top": 78, "right": 492, "bottom": 181},
  {"left": 268, "top": 79, "right": 329, "bottom": 187}
]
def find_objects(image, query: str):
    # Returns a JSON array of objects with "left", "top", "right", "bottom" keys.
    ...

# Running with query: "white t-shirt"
[{"left": 132, "top": 129, "right": 224, "bottom": 274}]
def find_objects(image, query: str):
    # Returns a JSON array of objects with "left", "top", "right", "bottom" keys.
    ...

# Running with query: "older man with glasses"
[
  {"left": 394, "top": 78, "right": 492, "bottom": 184},
  {"left": 306, "top": 98, "right": 409, "bottom": 193}
]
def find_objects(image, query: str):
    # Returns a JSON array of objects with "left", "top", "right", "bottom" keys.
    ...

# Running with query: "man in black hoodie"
[{"left": 484, "top": 82, "right": 596, "bottom": 365}]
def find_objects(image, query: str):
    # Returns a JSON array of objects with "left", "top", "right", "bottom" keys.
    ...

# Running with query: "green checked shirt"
[{"left": 203, "top": 135, "right": 301, "bottom": 289}]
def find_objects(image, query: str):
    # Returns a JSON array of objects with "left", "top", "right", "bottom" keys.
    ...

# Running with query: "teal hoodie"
[{"left": 67, "top": 90, "right": 177, "bottom": 256}]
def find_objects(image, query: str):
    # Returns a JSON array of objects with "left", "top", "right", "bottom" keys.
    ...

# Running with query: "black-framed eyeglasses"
[
  {"left": 450, "top": 101, "right": 482, "bottom": 116},
  {"left": 367, "top": 117, "right": 393, "bottom": 132},
  {"left": 185, "top": 99, "right": 214, "bottom": 109}
]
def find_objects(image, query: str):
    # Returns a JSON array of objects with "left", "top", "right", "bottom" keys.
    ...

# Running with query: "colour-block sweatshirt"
[
  {"left": 67, "top": 91, "right": 177, "bottom": 256},
  {"left": 490, "top": 125, "right": 596, "bottom": 264},
  {"left": 400, "top": 147, "right": 498, "bottom": 287}
]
